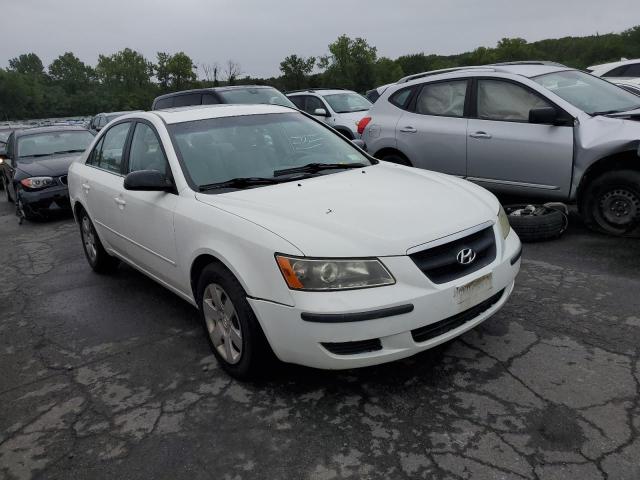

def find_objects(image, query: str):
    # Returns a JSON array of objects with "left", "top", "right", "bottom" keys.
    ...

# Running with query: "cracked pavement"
[{"left": 0, "top": 199, "right": 639, "bottom": 480}]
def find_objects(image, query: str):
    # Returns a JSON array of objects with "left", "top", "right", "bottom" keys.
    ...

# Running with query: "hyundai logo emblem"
[{"left": 457, "top": 248, "right": 477, "bottom": 265}]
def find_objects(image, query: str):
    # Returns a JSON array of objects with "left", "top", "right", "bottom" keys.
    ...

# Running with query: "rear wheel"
[
  {"left": 197, "top": 263, "right": 275, "bottom": 380},
  {"left": 580, "top": 170, "right": 640, "bottom": 236},
  {"left": 79, "top": 209, "right": 119, "bottom": 273},
  {"left": 379, "top": 151, "right": 412, "bottom": 167}
]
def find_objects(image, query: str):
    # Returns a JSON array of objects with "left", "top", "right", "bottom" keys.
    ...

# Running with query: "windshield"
[
  {"left": 169, "top": 112, "right": 372, "bottom": 189},
  {"left": 18, "top": 131, "right": 94, "bottom": 158},
  {"left": 217, "top": 88, "right": 296, "bottom": 108},
  {"left": 323, "top": 93, "right": 372, "bottom": 113},
  {"left": 533, "top": 70, "right": 640, "bottom": 115}
]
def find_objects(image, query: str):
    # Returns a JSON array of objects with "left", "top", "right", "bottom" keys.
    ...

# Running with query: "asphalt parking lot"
[{"left": 0, "top": 198, "right": 639, "bottom": 480}]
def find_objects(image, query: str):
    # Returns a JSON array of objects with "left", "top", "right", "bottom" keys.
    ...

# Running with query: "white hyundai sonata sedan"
[{"left": 68, "top": 104, "right": 521, "bottom": 379}]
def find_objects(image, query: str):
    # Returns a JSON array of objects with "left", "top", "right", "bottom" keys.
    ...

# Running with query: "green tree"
[
  {"left": 48, "top": 52, "right": 94, "bottom": 94},
  {"left": 166, "top": 52, "right": 197, "bottom": 90},
  {"left": 8, "top": 53, "right": 45, "bottom": 76},
  {"left": 279, "top": 54, "right": 316, "bottom": 90},
  {"left": 321, "top": 35, "right": 378, "bottom": 92},
  {"left": 374, "top": 57, "right": 404, "bottom": 86},
  {"left": 95, "top": 48, "right": 155, "bottom": 110}
]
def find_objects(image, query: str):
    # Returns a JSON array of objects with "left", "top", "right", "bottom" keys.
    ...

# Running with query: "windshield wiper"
[
  {"left": 273, "top": 162, "right": 365, "bottom": 177},
  {"left": 51, "top": 149, "right": 86, "bottom": 155},
  {"left": 592, "top": 106, "right": 640, "bottom": 116},
  {"left": 198, "top": 177, "right": 280, "bottom": 191}
]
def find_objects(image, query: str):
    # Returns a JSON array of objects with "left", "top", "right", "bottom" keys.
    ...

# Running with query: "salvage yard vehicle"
[
  {"left": 588, "top": 58, "right": 640, "bottom": 80},
  {"left": 360, "top": 62, "right": 640, "bottom": 236},
  {"left": 286, "top": 88, "right": 372, "bottom": 139},
  {"left": 151, "top": 85, "right": 296, "bottom": 110},
  {"left": 68, "top": 104, "right": 521, "bottom": 379},
  {"left": 0, "top": 126, "right": 94, "bottom": 220},
  {"left": 89, "top": 111, "right": 142, "bottom": 133}
]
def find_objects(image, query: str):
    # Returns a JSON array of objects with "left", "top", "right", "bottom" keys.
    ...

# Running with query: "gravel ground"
[{"left": 0, "top": 198, "right": 639, "bottom": 480}]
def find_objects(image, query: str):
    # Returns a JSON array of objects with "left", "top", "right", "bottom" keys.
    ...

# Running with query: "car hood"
[
  {"left": 16, "top": 153, "right": 81, "bottom": 177},
  {"left": 195, "top": 164, "right": 499, "bottom": 257}
]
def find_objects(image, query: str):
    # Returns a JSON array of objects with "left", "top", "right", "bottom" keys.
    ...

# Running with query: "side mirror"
[
  {"left": 313, "top": 108, "right": 329, "bottom": 117},
  {"left": 124, "top": 170, "right": 173, "bottom": 192},
  {"left": 351, "top": 139, "right": 367, "bottom": 151},
  {"left": 529, "top": 107, "right": 573, "bottom": 126}
]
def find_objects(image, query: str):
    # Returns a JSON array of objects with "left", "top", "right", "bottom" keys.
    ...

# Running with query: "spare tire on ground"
[{"left": 504, "top": 204, "right": 568, "bottom": 243}]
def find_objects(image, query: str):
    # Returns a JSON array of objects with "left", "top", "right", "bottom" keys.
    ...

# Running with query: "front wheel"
[
  {"left": 197, "top": 263, "right": 275, "bottom": 380},
  {"left": 79, "top": 210, "right": 119, "bottom": 273},
  {"left": 380, "top": 152, "right": 412, "bottom": 167},
  {"left": 580, "top": 170, "right": 640, "bottom": 237}
]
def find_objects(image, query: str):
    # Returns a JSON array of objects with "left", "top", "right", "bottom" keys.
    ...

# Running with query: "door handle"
[
  {"left": 81, "top": 183, "right": 91, "bottom": 191},
  {"left": 399, "top": 126, "right": 417, "bottom": 133},
  {"left": 469, "top": 131, "right": 492, "bottom": 139},
  {"left": 114, "top": 197, "right": 126, "bottom": 207}
]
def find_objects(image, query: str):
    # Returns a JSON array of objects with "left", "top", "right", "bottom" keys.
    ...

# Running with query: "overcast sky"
[{"left": 2, "top": 0, "right": 639, "bottom": 77}]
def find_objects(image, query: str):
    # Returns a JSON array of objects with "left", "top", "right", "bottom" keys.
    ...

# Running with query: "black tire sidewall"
[
  {"left": 505, "top": 205, "right": 566, "bottom": 242},
  {"left": 381, "top": 153, "right": 411, "bottom": 167},
  {"left": 196, "top": 263, "right": 268, "bottom": 379},
  {"left": 79, "top": 210, "right": 118, "bottom": 273},
  {"left": 581, "top": 170, "right": 640, "bottom": 236}
]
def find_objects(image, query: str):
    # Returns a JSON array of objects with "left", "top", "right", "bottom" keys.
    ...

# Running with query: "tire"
[
  {"left": 580, "top": 170, "right": 640, "bottom": 237},
  {"left": 78, "top": 209, "right": 119, "bottom": 273},
  {"left": 16, "top": 196, "right": 37, "bottom": 221},
  {"left": 504, "top": 204, "right": 567, "bottom": 242},
  {"left": 379, "top": 152, "right": 412, "bottom": 167},
  {"left": 196, "top": 263, "right": 275, "bottom": 380}
]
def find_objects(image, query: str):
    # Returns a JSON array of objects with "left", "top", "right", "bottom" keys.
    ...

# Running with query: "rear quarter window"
[
  {"left": 154, "top": 97, "right": 174, "bottom": 109},
  {"left": 389, "top": 87, "right": 415, "bottom": 110}
]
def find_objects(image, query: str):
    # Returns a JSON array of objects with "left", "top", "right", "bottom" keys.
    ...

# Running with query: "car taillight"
[{"left": 357, "top": 117, "right": 372, "bottom": 135}]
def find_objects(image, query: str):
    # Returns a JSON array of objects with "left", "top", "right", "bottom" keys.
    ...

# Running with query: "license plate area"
[{"left": 454, "top": 273, "right": 492, "bottom": 307}]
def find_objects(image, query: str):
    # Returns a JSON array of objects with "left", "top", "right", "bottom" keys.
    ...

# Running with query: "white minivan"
[{"left": 68, "top": 104, "right": 521, "bottom": 379}]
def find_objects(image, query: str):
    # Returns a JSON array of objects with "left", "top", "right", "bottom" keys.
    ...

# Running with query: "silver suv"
[
  {"left": 287, "top": 88, "right": 371, "bottom": 139},
  {"left": 362, "top": 62, "right": 640, "bottom": 236}
]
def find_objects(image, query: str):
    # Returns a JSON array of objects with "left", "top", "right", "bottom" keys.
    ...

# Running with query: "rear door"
[
  {"left": 119, "top": 121, "right": 179, "bottom": 285},
  {"left": 466, "top": 79, "right": 574, "bottom": 199},
  {"left": 395, "top": 79, "right": 469, "bottom": 176},
  {"left": 83, "top": 121, "right": 133, "bottom": 254}
]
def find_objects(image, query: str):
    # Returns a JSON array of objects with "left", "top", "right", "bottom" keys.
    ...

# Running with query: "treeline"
[{"left": 1, "top": 26, "right": 640, "bottom": 120}]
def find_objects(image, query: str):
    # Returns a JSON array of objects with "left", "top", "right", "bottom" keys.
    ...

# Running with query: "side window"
[
  {"left": 305, "top": 96, "right": 326, "bottom": 114},
  {"left": 389, "top": 87, "right": 414, "bottom": 109},
  {"left": 86, "top": 136, "right": 105, "bottom": 166},
  {"left": 602, "top": 65, "right": 629, "bottom": 78},
  {"left": 416, "top": 80, "right": 467, "bottom": 117},
  {"left": 477, "top": 80, "right": 551, "bottom": 122},
  {"left": 97, "top": 122, "right": 131, "bottom": 173},
  {"left": 202, "top": 94, "right": 219, "bottom": 105},
  {"left": 98, "top": 116, "right": 107, "bottom": 128},
  {"left": 623, "top": 63, "right": 640, "bottom": 77},
  {"left": 154, "top": 97, "right": 173, "bottom": 109},
  {"left": 6, "top": 133, "right": 14, "bottom": 158},
  {"left": 173, "top": 94, "right": 202, "bottom": 107},
  {"left": 289, "top": 96, "right": 305, "bottom": 109},
  {"left": 128, "top": 123, "right": 169, "bottom": 174}
]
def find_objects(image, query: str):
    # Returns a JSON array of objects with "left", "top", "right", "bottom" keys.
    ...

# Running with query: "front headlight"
[
  {"left": 275, "top": 255, "right": 395, "bottom": 291},
  {"left": 498, "top": 205, "right": 511, "bottom": 239},
  {"left": 20, "top": 176, "right": 55, "bottom": 190}
]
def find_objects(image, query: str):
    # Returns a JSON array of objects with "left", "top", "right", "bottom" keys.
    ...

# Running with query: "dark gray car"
[
  {"left": 363, "top": 62, "right": 640, "bottom": 236},
  {"left": 151, "top": 86, "right": 296, "bottom": 110}
]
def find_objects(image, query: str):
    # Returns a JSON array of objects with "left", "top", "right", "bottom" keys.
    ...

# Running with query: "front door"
[
  {"left": 466, "top": 79, "right": 574, "bottom": 199},
  {"left": 395, "top": 79, "right": 469, "bottom": 176},
  {"left": 120, "top": 121, "right": 178, "bottom": 286}
]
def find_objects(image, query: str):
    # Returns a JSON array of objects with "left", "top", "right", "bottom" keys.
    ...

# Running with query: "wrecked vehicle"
[{"left": 361, "top": 62, "right": 640, "bottom": 236}]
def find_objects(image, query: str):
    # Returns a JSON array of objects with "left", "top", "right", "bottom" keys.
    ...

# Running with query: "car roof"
[
  {"left": 96, "top": 110, "right": 142, "bottom": 117},
  {"left": 149, "top": 104, "right": 296, "bottom": 124},
  {"left": 287, "top": 88, "right": 353, "bottom": 96},
  {"left": 13, "top": 125, "right": 91, "bottom": 137},
  {"left": 154, "top": 85, "right": 278, "bottom": 101},
  {"left": 588, "top": 58, "right": 640, "bottom": 71}
]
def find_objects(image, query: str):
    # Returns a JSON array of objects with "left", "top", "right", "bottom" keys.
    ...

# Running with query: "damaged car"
[{"left": 361, "top": 62, "right": 640, "bottom": 236}]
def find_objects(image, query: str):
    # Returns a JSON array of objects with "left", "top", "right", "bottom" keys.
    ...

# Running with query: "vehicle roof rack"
[
  {"left": 397, "top": 66, "right": 496, "bottom": 84},
  {"left": 491, "top": 61, "right": 568, "bottom": 67},
  {"left": 285, "top": 87, "right": 347, "bottom": 94}
]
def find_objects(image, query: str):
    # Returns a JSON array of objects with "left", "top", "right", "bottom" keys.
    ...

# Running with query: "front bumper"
[
  {"left": 248, "top": 228, "right": 521, "bottom": 370},
  {"left": 19, "top": 185, "right": 70, "bottom": 213}
]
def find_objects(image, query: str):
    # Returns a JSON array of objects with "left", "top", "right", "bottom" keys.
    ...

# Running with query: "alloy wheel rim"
[
  {"left": 599, "top": 188, "right": 640, "bottom": 227},
  {"left": 202, "top": 283, "right": 242, "bottom": 364},
  {"left": 82, "top": 216, "right": 97, "bottom": 262}
]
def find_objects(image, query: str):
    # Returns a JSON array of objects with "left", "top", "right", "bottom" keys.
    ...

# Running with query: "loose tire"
[
  {"left": 79, "top": 209, "right": 119, "bottom": 273},
  {"left": 196, "top": 263, "right": 274, "bottom": 380},
  {"left": 580, "top": 170, "right": 640, "bottom": 237},
  {"left": 504, "top": 204, "right": 567, "bottom": 242}
]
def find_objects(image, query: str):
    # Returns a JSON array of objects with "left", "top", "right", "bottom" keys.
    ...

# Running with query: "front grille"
[
  {"left": 322, "top": 339, "right": 382, "bottom": 355},
  {"left": 411, "top": 289, "right": 505, "bottom": 343},
  {"left": 409, "top": 226, "right": 496, "bottom": 284},
  {"left": 59, "top": 175, "right": 68, "bottom": 186}
]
